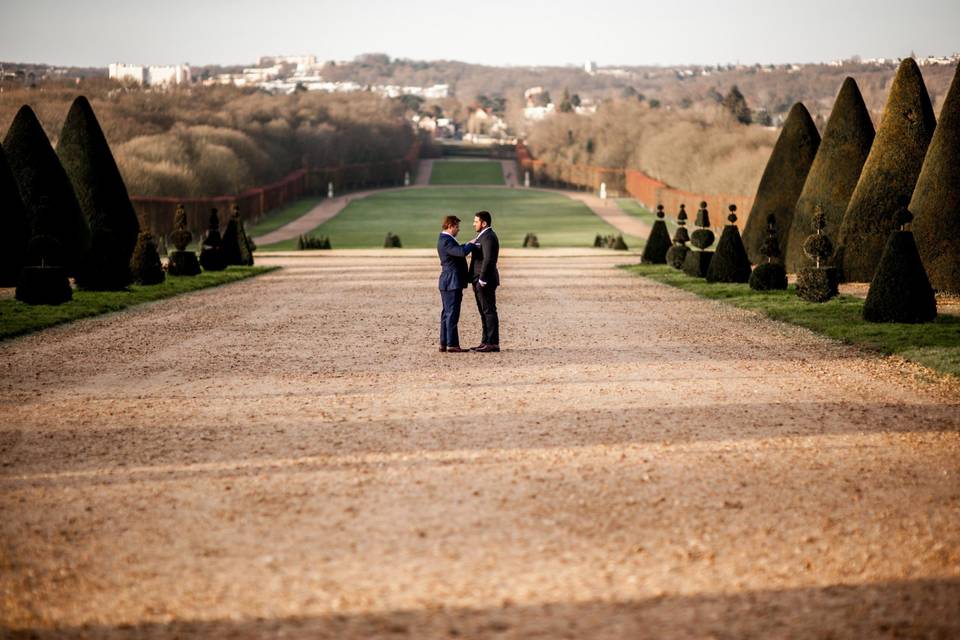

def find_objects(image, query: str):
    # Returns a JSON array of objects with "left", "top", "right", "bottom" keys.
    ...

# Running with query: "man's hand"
[{"left": 478, "top": 279, "right": 487, "bottom": 287}]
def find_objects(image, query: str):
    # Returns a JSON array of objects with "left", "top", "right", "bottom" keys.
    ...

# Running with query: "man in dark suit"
[
  {"left": 437, "top": 215, "right": 474, "bottom": 353},
  {"left": 468, "top": 210, "right": 500, "bottom": 352}
]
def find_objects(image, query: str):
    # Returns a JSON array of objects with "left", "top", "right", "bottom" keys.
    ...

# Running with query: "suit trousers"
[
  {"left": 439, "top": 288, "right": 463, "bottom": 347},
  {"left": 473, "top": 283, "right": 499, "bottom": 345}
]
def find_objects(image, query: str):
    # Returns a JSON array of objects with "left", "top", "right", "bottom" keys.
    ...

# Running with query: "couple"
[{"left": 437, "top": 211, "right": 500, "bottom": 353}]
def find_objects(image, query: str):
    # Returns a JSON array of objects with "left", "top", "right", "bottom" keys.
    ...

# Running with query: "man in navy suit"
[{"left": 437, "top": 215, "right": 474, "bottom": 353}]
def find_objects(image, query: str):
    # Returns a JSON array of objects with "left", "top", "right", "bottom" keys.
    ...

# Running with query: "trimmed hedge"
[
  {"left": 641, "top": 204, "right": 671, "bottom": 264},
  {"left": 742, "top": 103, "right": 820, "bottom": 264},
  {"left": 910, "top": 63, "right": 960, "bottom": 293},
  {"left": 785, "top": 78, "right": 875, "bottom": 272},
  {"left": 199, "top": 209, "right": 227, "bottom": 271},
  {"left": 2, "top": 105, "right": 90, "bottom": 273},
  {"left": 750, "top": 214, "right": 787, "bottom": 290},
  {"left": 863, "top": 210, "right": 936, "bottom": 323},
  {"left": 130, "top": 231, "right": 165, "bottom": 285},
  {"left": 221, "top": 205, "right": 254, "bottom": 266},
  {"left": 666, "top": 204, "right": 690, "bottom": 269},
  {"left": 838, "top": 58, "right": 936, "bottom": 282},
  {"left": 57, "top": 96, "right": 140, "bottom": 290},
  {"left": 0, "top": 144, "right": 30, "bottom": 286},
  {"left": 706, "top": 206, "right": 751, "bottom": 283}
]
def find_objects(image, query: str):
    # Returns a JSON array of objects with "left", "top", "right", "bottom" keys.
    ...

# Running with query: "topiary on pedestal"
[
  {"left": 796, "top": 207, "right": 839, "bottom": 302},
  {"left": 0, "top": 144, "right": 30, "bottom": 287},
  {"left": 199, "top": 208, "right": 227, "bottom": 271},
  {"left": 706, "top": 205, "right": 752, "bottom": 283},
  {"left": 57, "top": 96, "right": 140, "bottom": 290},
  {"left": 221, "top": 204, "right": 254, "bottom": 266},
  {"left": 167, "top": 204, "right": 201, "bottom": 276},
  {"left": 641, "top": 204, "right": 671, "bottom": 264},
  {"left": 666, "top": 204, "right": 690, "bottom": 269},
  {"left": 523, "top": 233, "right": 540, "bottom": 247},
  {"left": 593, "top": 234, "right": 603, "bottom": 248},
  {"left": 682, "top": 201, "right": 714, "bottom": 277},
  {"left": 910, "top": 62, "right": 960, "bottom": 294},
  {"left": 862, "top": 208, "right": 936, "bottom": 323},
  {"left": 3, "top": 105, "right": 90, "bottom": 275},
  {"left": 15, "top": 234, "right": 73, "bottom": 305},
  {"left": 742, "top": 102, "right": 821, "bottom": 264},
  {"left": 130, "top": 231, "right": 165, "bottom": 285},
  {"left": 785, "top": 78, "right": 875, "bottom": 272},
  {"left": 749, "top": 214, "right": 788, "bottom": 290},
  {"left": 838, "top": 58, "right": 936, "bottom": 282}
]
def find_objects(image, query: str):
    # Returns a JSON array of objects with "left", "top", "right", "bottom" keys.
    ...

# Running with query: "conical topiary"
[
  {"left": 838, "top": 58, "right": 936, "bottom": 282},
  {"left": 682, "top": 201, "right": 714, "bottom": 277},
  {"left": 56, "top": 96, "right": 140, "bottom": 290},
  {"left": 749, "top": 214, "right": 788, "bottom": 290},
  {"left": 130, "top": 231, "right": 165, "bottom": 285},
  {"left": 742, "top": 102, "right": 821, "bottom": 264},
  {"left": 2, "top": 105, "right": 90, "bottom": 274},
  {"left": 666, "top": 204, "right": 690, "bottom": 269},
  {"left": 641, "top": 204, "right": 671, "bottom": 264},
  {"left": 863, "top": 208, "right": 936, "bottom": 323},
  {"left": 167, "top": 204, "right": 201, "bottom": 276},
  {"left": 796, "top": 206, "right": 839, "bottom": 302},
  {"left": 0, "top": 144, "right": 30, "bottom": 286},
  {"left": 221, "top": 204, "right": 254, "bottom": 266},
  {"left": 706, "top": 205, "right": 752, "bottom": 283},
  {"left": 523, "top": 232, "right": 540, "bottom": 248},
  {"left": 910, "top": 63, "right": 960, "bottom": 293},
  {"left": 785, "top": 78, "right": 875, "bottom": 272},
  {"left": 199, "top": 208, "right": 227, "bottom": 271}
]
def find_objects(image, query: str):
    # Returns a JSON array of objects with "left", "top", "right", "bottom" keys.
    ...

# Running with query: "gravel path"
[{"left": 2, "top": 249, "right": 958, "bottom": 639}]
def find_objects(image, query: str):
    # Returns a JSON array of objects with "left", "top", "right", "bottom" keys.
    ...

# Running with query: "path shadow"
[{"left": 6, "top": 578, "right": 959, "bottom": 639}]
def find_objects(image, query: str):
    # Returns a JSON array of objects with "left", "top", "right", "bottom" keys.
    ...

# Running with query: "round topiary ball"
[{"left": 749, "top": 262, "right": 788, "bottom": 290}]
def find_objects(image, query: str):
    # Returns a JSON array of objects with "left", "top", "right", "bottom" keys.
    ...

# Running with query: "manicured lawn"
[
  {"left": 625, "top": 264, "right": 960, "bottom": 379},
  {"left": 245, "top": 197, "right": 322, "bottom": 238},
  {"left": 0, "top": 266, "right": 278, "bottom": 341},
  {"left": 259, "top": 187, "right": 644, "bottom": 250},
  {"left": 429, "top": 161, "right": 505, "bottom": 185}
]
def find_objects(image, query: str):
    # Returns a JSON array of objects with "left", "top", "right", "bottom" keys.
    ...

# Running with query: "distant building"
[
  {"left": 584, "top": 61, "right": 596, "bottom": 74},
  {"left": 109, "top": 63, "right": 191, "bottom": 86},
  {"left": 256, "top": 54, "right": 318, "bottom": 72}
]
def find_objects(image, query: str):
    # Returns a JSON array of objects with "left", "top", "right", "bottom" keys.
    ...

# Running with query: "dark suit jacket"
[
  {"left": 469, "top": 228, "right": 500, "bottom": 287},
  {"left": 437, "top": 233, "right": 472, "bottom": 290}
]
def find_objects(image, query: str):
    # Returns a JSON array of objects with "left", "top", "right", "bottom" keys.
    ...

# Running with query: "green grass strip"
[
  {"left": 429, "top": 161, "right": 505, "bottom": 185},
  {"left": 245, "top": 197, "right": 323, "bottom": 238},
  {"left": 259, "top": 187, "right": 644, "bottom": 250},
  {"left": 0, "top": 266, "right": 278, "bottom": 341},
  {"left": 624, "top": 264, "right": 960, "bottom": 379}
]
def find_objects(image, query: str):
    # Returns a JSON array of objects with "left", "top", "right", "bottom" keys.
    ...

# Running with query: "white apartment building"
[{"left": 109, "top": 63, "right": 191, "bottom": 86}]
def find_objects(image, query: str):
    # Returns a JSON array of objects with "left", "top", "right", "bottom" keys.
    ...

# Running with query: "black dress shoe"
[
  {"left": 469, "top": 344, "right": 486, "bottom": 351},
  {"left": 439, "top": 346, "right": 447, "bottom": 352},
  {"left": 446, "top": 346, "right": 468, "bottom": 353},
  {"left": 476, "top": 344, "right": 500, "bottom": 352}
]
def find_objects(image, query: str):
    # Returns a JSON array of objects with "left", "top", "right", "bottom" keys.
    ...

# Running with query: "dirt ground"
[{"left": 1, "top": 249, "right": 959, "bottom": 639}]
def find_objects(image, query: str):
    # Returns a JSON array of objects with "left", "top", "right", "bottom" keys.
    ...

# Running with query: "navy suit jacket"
[{"left": 437, "top": 233, "right": 472, "bottom": 291}]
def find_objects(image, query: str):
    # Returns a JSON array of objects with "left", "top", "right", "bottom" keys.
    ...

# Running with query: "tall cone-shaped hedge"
[
  {"left": 910, "top": 62, "right": 960, "bottom": 293},
  {"left": 2, "top": 105, "right": 90, "bottom": 272},
  {"left": 785, "top": 78, "right": 875, "bottom": 272},
  {"left": 641, "top": 204, "right": 671, "bottom": 264},
  {"left": 0, "top": 144, "right": 31, "bottom": 286},
  {"left": 57, "top": 96, "right": 140, "bottom": 289},
  {"left": 742, "top": 102, "right": 820, "bottom": 264},
  {"left": 838, "top": 58, "right": 936, "bottom": 282}
]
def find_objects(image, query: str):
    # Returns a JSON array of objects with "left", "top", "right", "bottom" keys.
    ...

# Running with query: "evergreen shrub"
[
  {"left": 0, "top": 144, "right": 30, "bottom": 286},
  {"left": 706, "top": 205, "right": 752, "bottom": 283},
  {"left": 666, "top": 204, "right": 690, "bottom": 269},
  {"left": 130, "top": 231, "right": 165, "bottom": 285},
  {"left": 749, "top": 214, "right": 788, "bottom": 290},
  {"left": 641, "top": 204, "right": 671, "bottom": 264},
  {"left": 838, "top": 58, "right": 936, "bottom": 282},
  {"left": 862, "top": 208, "right": 937, "bottom": 323}
]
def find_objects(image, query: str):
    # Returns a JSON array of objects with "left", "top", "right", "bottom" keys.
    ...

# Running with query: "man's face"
[
  {"left": 447, "top": 223, "right": 460, "bottom": 237},
  {"left": 473, "top": 216, "right": 485, "bottom": 232}
]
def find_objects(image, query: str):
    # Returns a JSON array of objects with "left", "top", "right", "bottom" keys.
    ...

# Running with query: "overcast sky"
[{"left": 3, "top": 0, "right": 958, "bottom": 68}]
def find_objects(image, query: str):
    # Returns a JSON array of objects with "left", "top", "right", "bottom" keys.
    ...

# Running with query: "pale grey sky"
[{"left": 2, "top": 0, "right": 958, "bottom": 68}]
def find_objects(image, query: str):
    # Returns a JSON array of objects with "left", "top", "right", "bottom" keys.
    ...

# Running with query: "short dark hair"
[
  {"left": 475, "top": 210, "right": 492, "bottom": 226},
  {"left": 442, "top": 215, "right": 461, "bottom": 229}
]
